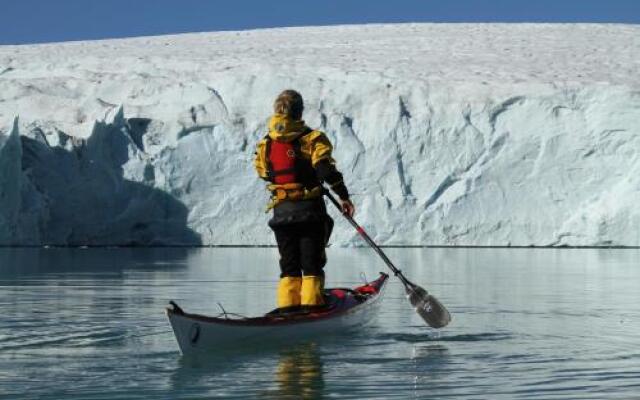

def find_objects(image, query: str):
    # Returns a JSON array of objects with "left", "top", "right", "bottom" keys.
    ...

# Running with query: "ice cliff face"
[{"left": 0, "top": 24, "right": 638, "bottom": 246}]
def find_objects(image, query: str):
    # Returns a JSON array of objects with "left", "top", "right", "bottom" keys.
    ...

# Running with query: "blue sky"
[{"left": 2, "top": 0, "right": 638, "bottom": 45}]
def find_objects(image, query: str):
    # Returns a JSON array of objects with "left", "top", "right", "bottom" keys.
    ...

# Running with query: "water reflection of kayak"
[{"left": 166, "top": 272, "right": 389, "bottom": 355}]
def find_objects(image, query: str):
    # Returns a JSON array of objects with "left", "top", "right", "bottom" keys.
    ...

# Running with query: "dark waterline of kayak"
[{"left": 1, "top": 247, "right": 639, "bottom": 399}]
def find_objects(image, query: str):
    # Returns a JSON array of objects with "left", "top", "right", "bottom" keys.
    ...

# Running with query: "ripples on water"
[{"left": 1, "top": 247, "right": 639, "bottom": 399}]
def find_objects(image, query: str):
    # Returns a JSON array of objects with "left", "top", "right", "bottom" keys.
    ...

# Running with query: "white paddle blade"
[{"left": 406, "top": 285, "right": 451, "bottom": 329}]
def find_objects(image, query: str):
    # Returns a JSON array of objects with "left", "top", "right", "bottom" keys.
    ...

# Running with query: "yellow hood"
[{"left": 268, "top": 114, "right": 307, "bottom": 142}]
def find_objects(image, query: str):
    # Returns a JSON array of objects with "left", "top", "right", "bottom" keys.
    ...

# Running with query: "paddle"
[{"left": 323, "top": 189, "right": 451, "bottom": 328}]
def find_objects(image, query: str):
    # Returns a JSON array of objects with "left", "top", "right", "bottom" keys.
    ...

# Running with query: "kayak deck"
[{"left": 167, "top": 272, "right": 388, "bottom": 325}]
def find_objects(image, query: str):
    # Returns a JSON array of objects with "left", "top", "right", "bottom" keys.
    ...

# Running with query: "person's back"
[{"left": 254, "top": 90, "right": 354, "bottom": 311}]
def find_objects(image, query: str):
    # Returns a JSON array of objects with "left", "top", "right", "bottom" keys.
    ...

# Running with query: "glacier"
[{"left": 0, "top": 24, "right": 638, "bottom": 246}]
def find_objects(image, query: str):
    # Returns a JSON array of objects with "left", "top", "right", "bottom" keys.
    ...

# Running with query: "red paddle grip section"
[{"left": 356, "top": 226, "right": 365, "bottom": 235}]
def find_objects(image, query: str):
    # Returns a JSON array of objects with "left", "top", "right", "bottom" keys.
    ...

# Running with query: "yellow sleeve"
[
  {"left": 254, "top": 139, "right": 269, "bottom": 180},
  {"left": 303, "top": 131, "right": 336, "bottom": 167}
]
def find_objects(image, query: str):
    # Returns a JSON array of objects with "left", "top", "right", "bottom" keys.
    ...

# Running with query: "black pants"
[{"left": 271, "top": 218, "right": 333, "bottom": 278}]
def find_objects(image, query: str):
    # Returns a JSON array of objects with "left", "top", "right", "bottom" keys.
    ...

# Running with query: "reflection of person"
[
  {"left": 254, "top": 90, "right": 354, "bottom": 311},
  {"left": 275, "top": 343, "right": 324, "bottom": 399}
]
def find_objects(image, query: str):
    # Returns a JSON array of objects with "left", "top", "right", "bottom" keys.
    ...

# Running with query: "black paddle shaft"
[{"left": 323, "top": 189, "right": 412, "bottom": 289}]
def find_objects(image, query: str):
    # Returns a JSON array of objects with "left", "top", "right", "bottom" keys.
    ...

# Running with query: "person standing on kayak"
[{"left": 254, "top": 90, "right": 355, "bottom": 311}]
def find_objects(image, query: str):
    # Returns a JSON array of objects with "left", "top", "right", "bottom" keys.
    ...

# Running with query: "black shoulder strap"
[
  {"left": 291, "top": 127, "right": 313, "bottom": 153},
  {"left": 264, "top": 134, "right": 274, "bottom": 179}
]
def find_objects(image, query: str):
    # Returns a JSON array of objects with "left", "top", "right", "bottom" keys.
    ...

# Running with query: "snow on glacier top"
[
  {"left": 1, "top": 23, "right": 638, "bottom": 141},
  {"left": 1, "top": 23, "right": 639, "bottom": 87}
]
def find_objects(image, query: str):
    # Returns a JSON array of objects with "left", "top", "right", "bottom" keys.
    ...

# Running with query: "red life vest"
[
  {"left": 264, "top": 128, "right": 318, "bottom": 188},
  {"left": 267, "top": 140, "right": 298, "bottom": 184}
]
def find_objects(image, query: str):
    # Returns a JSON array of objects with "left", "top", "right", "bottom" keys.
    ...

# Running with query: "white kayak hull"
[{"left": 166, "top": 273, "right": 388, "bottom": 355}]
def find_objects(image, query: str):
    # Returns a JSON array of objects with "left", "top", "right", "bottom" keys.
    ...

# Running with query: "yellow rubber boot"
[
  {"left": 301, "top": 275, "right": 325, "bottom": 306},
  {"left": 277, "top": 277, "right": 302, "bottom": 308}
]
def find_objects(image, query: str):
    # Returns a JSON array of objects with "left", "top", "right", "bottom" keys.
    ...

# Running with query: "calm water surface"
[{"left": 1, "top": 247, "right": 639, "bottom": 399}]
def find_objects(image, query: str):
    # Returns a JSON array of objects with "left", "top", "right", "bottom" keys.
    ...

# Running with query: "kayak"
[{"left": 166, "top": 272, "right": 389, "bottom": 355}]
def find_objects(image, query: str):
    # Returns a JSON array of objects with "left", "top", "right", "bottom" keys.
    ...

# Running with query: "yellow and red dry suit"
[{"left": 254, "top": 114, "right": 350, "bottom": 309}]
